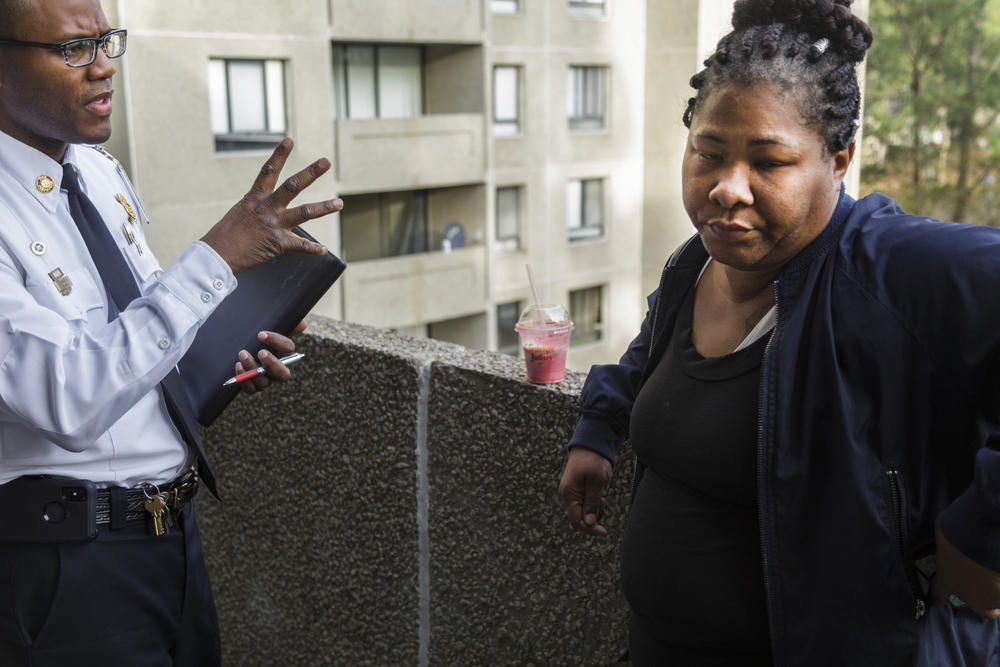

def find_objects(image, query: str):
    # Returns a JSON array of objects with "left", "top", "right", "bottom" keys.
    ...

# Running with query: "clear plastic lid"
[{"left": 515, "top": 303, "right": 574, "bottom": 332}]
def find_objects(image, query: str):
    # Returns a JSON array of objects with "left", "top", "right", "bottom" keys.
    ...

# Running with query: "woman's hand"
[
  {"left": 558, "top": 447, "right": 613, "bottom": 537},
  {"left": 233, "top": 320, "right": 308, "bottom": 395},
  {"left": 929, "top": 520, "right": 1000, "bottom": 619}
]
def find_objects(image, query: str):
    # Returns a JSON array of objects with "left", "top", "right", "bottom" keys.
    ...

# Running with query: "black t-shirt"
[{"left": 622, "top": 282, "right": 773, "bottom": 665}]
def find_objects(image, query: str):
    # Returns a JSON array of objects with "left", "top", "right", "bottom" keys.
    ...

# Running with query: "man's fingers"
[
  {"left": 278, "top": 196, "right": 344, "bottom": 231},
  {"left": 257, "top": 348, "right": 291, "bottom": 383},
  {"left": 235, "top": 352, "right": 258, "bottom": 395},
  {"left": 249, "top": 138, "right": 293, "bottom": 195},
  {"left": 270, "top": 157, "right": 332, "bottom": 209},
  {"left": 258, "top": 330, "right": 295, "bottom": 355}
]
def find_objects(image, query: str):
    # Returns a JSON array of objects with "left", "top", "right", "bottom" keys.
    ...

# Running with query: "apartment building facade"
[{"left": 100, "top": 0, "right": 860, "bottom": 371}]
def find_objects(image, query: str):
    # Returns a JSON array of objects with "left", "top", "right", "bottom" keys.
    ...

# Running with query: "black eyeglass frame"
[{"left": 0, "top": 29, "right": 127, "bottom": 68}]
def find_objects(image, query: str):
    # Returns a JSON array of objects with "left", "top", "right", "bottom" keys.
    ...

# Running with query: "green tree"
[{"left": 862, "top": 0, "right": 1000, "bottom": 225}]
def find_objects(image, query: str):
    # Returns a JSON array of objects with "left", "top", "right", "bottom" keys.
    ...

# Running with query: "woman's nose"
[{"left": 708, "top": 166, "right": 753, "bottom": 209}]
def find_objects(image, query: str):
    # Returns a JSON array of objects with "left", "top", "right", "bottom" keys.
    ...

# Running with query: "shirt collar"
[{"left": 0, "top": 129, "right": 71, "bottom": 214}]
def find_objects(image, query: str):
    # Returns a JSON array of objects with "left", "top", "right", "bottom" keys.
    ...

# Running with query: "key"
[{"left": 145, "top": 493, "right": 168, "bottom": 536}]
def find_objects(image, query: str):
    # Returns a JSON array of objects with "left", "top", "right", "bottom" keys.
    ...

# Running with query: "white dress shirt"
[{"left": 0, "top": 130, "right": 237, "bottom": 488}]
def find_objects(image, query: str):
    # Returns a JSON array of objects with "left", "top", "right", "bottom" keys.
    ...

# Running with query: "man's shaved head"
[{"left": 0, "top": 0, "right": 33, "bottom": 38}]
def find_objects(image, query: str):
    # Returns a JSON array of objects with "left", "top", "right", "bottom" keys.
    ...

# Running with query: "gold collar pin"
[{"left": 35, "top": 175, "right": 54, "bottom": 193}]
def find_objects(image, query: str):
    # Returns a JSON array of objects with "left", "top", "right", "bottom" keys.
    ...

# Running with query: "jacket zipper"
[
  {"left": 885, "top": 467, "right": 926, "bottom": 620},
  {"left": 629, "top": 262, "right": 671, "bottom": 503},
  {"left": 757, "top": 279, "right": 779, "bottom": 659}
]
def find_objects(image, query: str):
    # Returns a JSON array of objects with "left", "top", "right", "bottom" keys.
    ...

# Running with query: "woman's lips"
[
  {"left": 706, "top": 220, "right": 754, "bottom": 242},
  {"left": 86, "top": 92, "right": 113, "bottom": 116}
]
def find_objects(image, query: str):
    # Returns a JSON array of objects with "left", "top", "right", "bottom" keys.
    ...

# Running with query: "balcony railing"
[{"left": 198, "top": 316, "right": 632, "bottom": 665}]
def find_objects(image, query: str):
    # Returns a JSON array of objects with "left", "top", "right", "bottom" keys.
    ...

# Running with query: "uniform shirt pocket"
[{"left": 23, "top": 261, "right": 105, "bottom": 323}]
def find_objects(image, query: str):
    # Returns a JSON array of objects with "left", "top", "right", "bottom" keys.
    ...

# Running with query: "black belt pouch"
[{"left": 0, "top": 477, "right": 97, "bottom": 542}]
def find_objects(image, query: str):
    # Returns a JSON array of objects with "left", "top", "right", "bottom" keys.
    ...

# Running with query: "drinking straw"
[
  {"left": 525, "top": 263, "right": 545, "bottom": 323},
  {"left": 525, "top": 263, "right": 541, "bottom": 307}
]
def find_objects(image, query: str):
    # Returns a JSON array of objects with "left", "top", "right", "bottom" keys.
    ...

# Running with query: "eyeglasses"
[{"left": 0, "top": 29, "right": 126, "bottom": 68}]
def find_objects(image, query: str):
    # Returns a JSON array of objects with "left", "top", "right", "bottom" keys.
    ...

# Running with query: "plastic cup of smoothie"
[{"left": 515, "top": 304, "right": 574, "bottom": 384}]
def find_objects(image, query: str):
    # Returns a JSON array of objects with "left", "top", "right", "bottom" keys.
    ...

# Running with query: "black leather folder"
[{"left": 179, "top": 227, "right": 346, "bottom": 426}]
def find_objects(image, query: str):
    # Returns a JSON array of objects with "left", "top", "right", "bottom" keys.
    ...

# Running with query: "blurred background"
[{"left": 99, "top": 0, "right": 999, "bottom": 371}]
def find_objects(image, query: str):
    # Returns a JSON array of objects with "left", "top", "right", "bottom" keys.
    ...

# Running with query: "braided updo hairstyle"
[{"left": 683, "top": 0, "right": 873, "bottom": 155}]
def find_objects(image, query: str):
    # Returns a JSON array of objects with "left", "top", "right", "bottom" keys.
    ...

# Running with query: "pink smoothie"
[{"left": 523, "top": 341, "right": 568, "bottom": 383}]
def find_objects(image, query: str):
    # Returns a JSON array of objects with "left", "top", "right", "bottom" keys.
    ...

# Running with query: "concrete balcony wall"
[
  {"left": 199, "top": 317, "right": 632, "bottom": 665},
  {"left": 342, "top": 246, "right": 488, "bottom": 330},
  {"left": 116, "top": 0, "right": 329, "bottom": 34},
  {"left": 329, "top": 0, "right": 484, "bottom": 43},
  {"left": 335, "top": 115, "right": 486, "bottom": 195}
]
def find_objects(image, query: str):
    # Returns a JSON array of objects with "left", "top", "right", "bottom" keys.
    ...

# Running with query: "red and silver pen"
[{"left": 222, "top": 352, "right": 305, "bottom": 387}]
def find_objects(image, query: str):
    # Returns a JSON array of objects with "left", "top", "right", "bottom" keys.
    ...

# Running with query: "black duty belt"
[{"left": 95, "top": 468, "right": 199, "bottom": 533}]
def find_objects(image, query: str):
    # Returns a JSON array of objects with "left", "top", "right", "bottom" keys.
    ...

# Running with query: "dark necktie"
[{"left": 62, "top": 162, "right": 218, "bottom": 498}]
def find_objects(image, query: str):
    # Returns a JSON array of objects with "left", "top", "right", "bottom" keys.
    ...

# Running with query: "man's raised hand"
[{"left": 201, "top": 138, "right": 343, "bottom": 274}]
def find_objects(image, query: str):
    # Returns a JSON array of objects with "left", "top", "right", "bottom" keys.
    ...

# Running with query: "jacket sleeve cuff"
[
  {"left": 938, "top": 485, "right": 1000, "bottom": 573},
  {"left": 567, "top": 413, "right": 623, "bottom": 465}
]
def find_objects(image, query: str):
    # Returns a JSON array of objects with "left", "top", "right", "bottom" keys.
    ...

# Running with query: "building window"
[
  {"left": 497, "top": 301, "right": 522, "bottom": 356},
  {"left": 496, "top": 186, "right": 521, "bottom": 251},
  {"left": 491, "top": 0, "right": 520, "bottom": 14},
  {"left": 208, "top": 58, "right": 286, "bottom": 151},
  {"left": 333, "top": 44, "right": 422, "bottom": 119},
  {"left": 569, "top": 286, "right": 603, "bottom": 345},
  {"left": 493, "top": 65, "right": 520, "bottom": 136},
  {"left": 569, "top": 0, "right": 606, "bottom": 17},
  {"left": 568, "top": 65, "right": 607, "bottom": 130},
  {"left": 567, "top": 178, "right": 604, "bottom": 241},
  {"left": 340, "top": 190, "right": 428, "bottom": 262}
]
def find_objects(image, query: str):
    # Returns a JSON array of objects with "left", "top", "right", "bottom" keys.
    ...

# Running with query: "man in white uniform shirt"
[{"left": 0, "top": 0, "right": 343, "bottom": 664}]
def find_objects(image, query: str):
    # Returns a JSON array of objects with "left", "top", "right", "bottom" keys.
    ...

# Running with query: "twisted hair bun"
[
  {"left": 731, "top": 0, "right": 871, "bottom": 63},
  {"left": 681, "top": 0, "right": 873, "bottom": 152}
]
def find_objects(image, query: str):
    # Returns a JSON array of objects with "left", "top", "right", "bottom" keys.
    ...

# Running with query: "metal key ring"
[{"left": 141, "top": 482, "right": 161, "bottom": 499}]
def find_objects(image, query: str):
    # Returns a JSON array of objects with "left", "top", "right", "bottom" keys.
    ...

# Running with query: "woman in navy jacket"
[{"left": 558, "top": 0, "right": 1000, "bottom": 664}]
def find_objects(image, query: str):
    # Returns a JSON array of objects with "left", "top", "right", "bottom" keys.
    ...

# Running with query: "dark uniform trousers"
[{"left": 0, "top": 501, "right": 220, "bottom": 666}]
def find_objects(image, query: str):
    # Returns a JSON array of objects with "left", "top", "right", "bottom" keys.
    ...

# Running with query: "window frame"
[
  {"left": 491, "top": 0, "right": 520, "bottom": 14},
  {"left": 492, "top": 64, "right": 521, "bottom": 137},
  {"left": 568, "top": 65, "right": 608, "bottom": 131},
  {"left": 209, "top": 57, "right": 288, "bottom": 152},
  {"left": 333, "top": 43, "right": 424, "bottom": 120},
  {"left": 567, "top": 177, "right": 606, "bottom": 242},
  {"left": 495, "top": 185, "right": 522, "bottom": 252},
  {"left": 569, "top": 285, "right": 605, "bottom": 346},
  {"left": 568, "top": 0, "right": 607, "bottom": 17}
]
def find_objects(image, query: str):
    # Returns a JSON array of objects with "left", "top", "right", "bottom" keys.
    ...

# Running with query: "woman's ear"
[{"left": 832, "top": 140, "right": 856, "bottom": 181}]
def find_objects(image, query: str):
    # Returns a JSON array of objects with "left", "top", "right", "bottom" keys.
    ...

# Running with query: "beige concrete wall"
[
  {"left": 341, "top": 246, "right": 487, "bottom": 329},
  {"left": 335, "top": 114, "right": 486, "bottom": 194},
  {"left": 117, "top": 0, "right": 328, "bottom": 34},
  {"left": 425, "top": 45, "right": 486, "bottom": 115},
  {"left": 642, "top": 0, "right": 703, "bottom": 298},
  {"left": 329, "top": 0, "right": 484, "bottom": 44}
]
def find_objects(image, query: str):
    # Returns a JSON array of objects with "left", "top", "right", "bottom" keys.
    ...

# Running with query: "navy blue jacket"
[{"left": 569, "top": 191, "right": 1000, "bottom": 665}]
